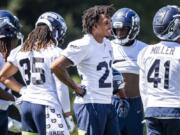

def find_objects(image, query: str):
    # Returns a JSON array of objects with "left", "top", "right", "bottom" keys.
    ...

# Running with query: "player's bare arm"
[
  {"left": 51, "top": 55, "right": 83, "bottom": 95},
  {"left": 0, "top": 62, "right": 23, "bottom": 93},
  {"left": 0, "top": 62, "right": 18, "bottom": 80}
]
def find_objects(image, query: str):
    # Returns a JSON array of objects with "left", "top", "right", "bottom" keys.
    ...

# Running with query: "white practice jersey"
[
  {"left": 62, "top": 34, "right": 113, "bottom": 104},
  {"left": 137, "top": 41, "right": 180, "bottom": 110},
  {"left": 111, "top": 40, "right": 147, "bottom": 74},
  {"left": 50, "top": 47, "right": 71, "bottom": 113},
  {"left": 0, "top": 53, "right": 13, "bottom": 110},
  {"left": 54, "top": 76, "right": 70, "bottom": 113},
  {"left": 7, "top": 45, "right": 63, "bottom": 108},
  {"left": 0, "top": 53, "right": 6, "bottom": 90}
]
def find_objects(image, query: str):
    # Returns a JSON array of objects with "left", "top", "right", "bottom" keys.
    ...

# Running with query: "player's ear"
[
  {"left": 94, "top": 23, "right": 98, "bottom": 28},
  {"left": 92, "top": 24, "right": 97, "bottom": 32},
  {"left": 94, "top": 24, "right": 97, "bottom": 28}
]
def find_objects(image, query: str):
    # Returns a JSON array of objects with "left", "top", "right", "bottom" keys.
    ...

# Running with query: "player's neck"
[{"left": 91, "top": 33, "right": 104, "bottom": 43}]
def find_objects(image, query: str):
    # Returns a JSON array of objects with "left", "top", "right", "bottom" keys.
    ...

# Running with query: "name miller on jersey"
[{"left": 150, "top": 46, "right": 175, "bottom": 55}]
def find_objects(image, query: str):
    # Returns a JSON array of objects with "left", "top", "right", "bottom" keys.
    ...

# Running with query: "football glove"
[
  {"left": 112, "top": 68, "right": 125, "bottom": 94},
  {"left": 8, "top": 117, "right": 22, "bottom": 133},
  {"left": 65, "top": 115, "right": 75, "bottom": 133},
  {"left": 74, "top": 85, "right": 86, "bottom": 97},
  {"left": 112, "top": 96, "right": 130, "bottom": 118}
]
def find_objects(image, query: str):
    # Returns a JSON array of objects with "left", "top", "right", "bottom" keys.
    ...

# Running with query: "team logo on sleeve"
[{"left": 69, "top": 44, "right": 80, "bottom": 49}]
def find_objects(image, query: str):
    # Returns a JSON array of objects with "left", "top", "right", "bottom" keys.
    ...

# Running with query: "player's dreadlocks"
[
  {"left": 21, "top": 24, "right": 55, "bottom": 52},
  {"left": 82, "top": 5, "right": 114, "bottom": 34},
  {"left": 0, "top": 38, "right": 17, "bottom": 60}
]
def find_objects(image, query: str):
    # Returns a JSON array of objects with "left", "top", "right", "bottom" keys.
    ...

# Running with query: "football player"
[
  {"left": 0, "top": 11, "right": 72, "bottom": 135},
  {"left": 137, "top": 5, "right": 180, "bottom": 135},
  {"left": 111, "top": 8, "right": 147, "bottom": 135},
  {"left": 35, "top": 13, "right": 75, "bottom": 133},
  {"left": 51, "top": 5, "right": 120, "bottom": 135},
  {"left": 0, "top": 10, "right": 23, "bottom": 135}
]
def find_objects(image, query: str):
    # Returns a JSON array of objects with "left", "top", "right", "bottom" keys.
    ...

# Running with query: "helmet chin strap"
[
  {"left": 113, "top": 38, "right": 129, "bottom": 46},
  {"left": 113, "top": 23, "right": 135, "bottom": 46},
  {"left": 113, "top": 38, "right": 135, "bottom": 46},
  {"left": 54, "top": 30, "right": 59, "bottom": 46}
]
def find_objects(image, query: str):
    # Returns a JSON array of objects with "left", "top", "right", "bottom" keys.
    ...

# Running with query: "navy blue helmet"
[
  {"left": 35, "top": 12, "right": 67, "bottom": 45},
  {"left": 0, "top": 10, "right": 22, "bottom": 41},
  {"left": 112, "top": 8, "right": 140, "bottom": 45},
  {"left": 153, "top": 5, "right": 180, "bottom": 41}
]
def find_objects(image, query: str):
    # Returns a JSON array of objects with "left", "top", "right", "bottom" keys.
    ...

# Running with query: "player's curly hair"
[
  {"left": 82, "top": 5, "right": 114, "bottom": 34},
  {"left": 0, "top": 38, "right": 17, "bottom": 60},
  {"left": 21, "top": 24, "right": 55, "bottom": 52}
]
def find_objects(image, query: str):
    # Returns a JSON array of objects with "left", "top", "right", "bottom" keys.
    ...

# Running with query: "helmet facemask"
[{"left": 112, "top": 8, "right": 140, "bottom": 46}]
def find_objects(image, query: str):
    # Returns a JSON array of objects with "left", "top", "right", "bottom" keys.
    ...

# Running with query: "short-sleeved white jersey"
[
  {"left": 0, "top": 53, "right": 13, "bottom": 110},
  {"left": 7, "top": 45, "right": 62, "bottom": 108},
  {"left": 137, "top": 41, "right": 180, "bottom": 109},
  {"left": 54, "top": 75, "right": 70, "bottom": 113},
  {"left": 111, "top": 40, "right": 147, "bottom": 74},
  {"left": 0, "top": 53, "right": 6, "bottom": 90},
  {"left": 62, "top": 34, "right": 113, "bottom": 104}
]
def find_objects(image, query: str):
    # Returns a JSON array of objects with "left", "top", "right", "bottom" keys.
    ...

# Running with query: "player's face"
[
  {"left": 115, "top": 27, "right": 129, "bottom": 39},
  {"left": 96, "top": 14, "right": 112, "bottom": 38},
  {"left": 0, "top": 38, "right": 17, "bottom": 59}
]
